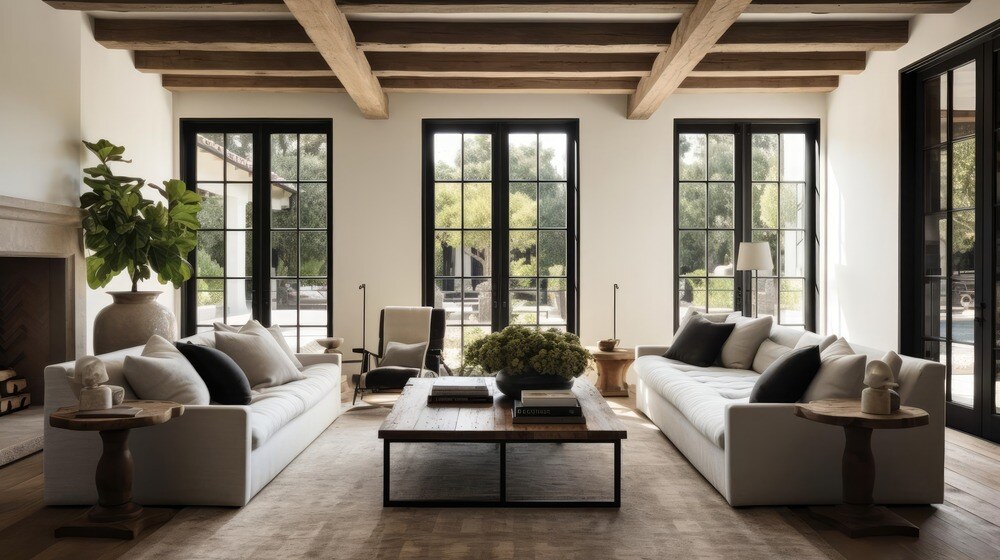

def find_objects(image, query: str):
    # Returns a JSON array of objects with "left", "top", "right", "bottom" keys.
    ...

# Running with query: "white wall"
[
  {"left": 0, "top": 0, "right": 81, "bottom": 207},
  {"left": 174, "top": 91, "right": 826, "bottom": 375},
  {"left": 79, "top": 17, "right": 176, "bottom": 352},
  {"left": 826, "top": 0, "right": 1000, "bottom": 350}
]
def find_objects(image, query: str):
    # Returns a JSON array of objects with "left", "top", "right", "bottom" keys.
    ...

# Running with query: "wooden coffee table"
[
  {"left": 378, "top": 377, "right": 627, "bottom": 507},
  {"left": 49, "top": 400, "right": 184, "bottom": 539},
  {"left": 794, "top": 398, "right": 929, "bottom": 538},
  {"left": 587, "top": 346, "right": 634, "bottom": 397}
]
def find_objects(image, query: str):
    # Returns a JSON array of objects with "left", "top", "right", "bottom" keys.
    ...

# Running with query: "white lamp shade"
[{"left": 736, "top": 242, "right": 773, "bottom": 272}]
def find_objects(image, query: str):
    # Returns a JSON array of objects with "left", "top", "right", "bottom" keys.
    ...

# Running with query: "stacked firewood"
[{"left": 0, "top": 369, "right": 29, "bottom": 416}]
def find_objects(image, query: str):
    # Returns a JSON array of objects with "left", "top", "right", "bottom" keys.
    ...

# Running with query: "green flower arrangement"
[{"left": 464, "top": 326, "right": 592, "bottom": 379}]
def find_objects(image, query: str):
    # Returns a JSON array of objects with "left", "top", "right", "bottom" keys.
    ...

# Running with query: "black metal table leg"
[
  {"left": 383, "top": 440, "right": 390, "bottom": 507},
  {"left": 614, "top": 439, "right": 622, "bottom": 507},
  {"left": 500, "top": 442, "right": 507, "bottom": 506}
]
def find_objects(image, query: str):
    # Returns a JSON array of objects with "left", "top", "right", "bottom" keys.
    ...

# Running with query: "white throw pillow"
[
  {"left": 795, "top": 333, "right": 838, "bottom": 352},
  {"left": 215, "top": 329, "right": 303, "bottom": 389},
  {"left": 883, "top": 350, "right": 903, "bottom": 384},
  {"left": 215, "top": 321, "right": 303, "bottom": 369},
  {"left": 721, "top": 316, "right": 772, "bottom": 370},
  {"left": 802, "top": 339, "right": 866, "bottom": 402},
  {"left": 752, "top": 339, "right": 792, "bottom": 374},
  {"left": 123, "top": 335, "right": 210, "bottom": 405}
]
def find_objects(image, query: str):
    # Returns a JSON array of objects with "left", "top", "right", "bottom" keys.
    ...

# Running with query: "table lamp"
[{"left": 736, "top": 242, "right": 773, "bottom": 317}]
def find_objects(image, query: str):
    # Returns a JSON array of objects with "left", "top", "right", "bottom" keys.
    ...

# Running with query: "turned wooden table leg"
[
  {"left": 842, "top": 426, "right": 875, "bottom": 505},
  {"left": 89, "top": 429, "right": 143, "bottom": 523},
  {"left": 595, "top": 360, "right": 631, "bottom": 397}
]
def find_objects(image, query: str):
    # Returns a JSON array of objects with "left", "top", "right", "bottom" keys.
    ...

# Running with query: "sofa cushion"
[
  {"left": 750, "top": 345, "right": 822, "bottom": 403},
  {"left": 883, "top": 350, "right": 903, "bottom": 384},
  {"left": 249, "top": 362, "right": 340, "bottom": 448},
  {"left": 665, "top": 316, "right": 736, "bottom": 367},
  {"left": 752, "top": 339, "right": 793, "bottom": 373},
  {"left": 123, "top": 335, "right": 210, "bottom": 405},
  {"left": 176, "top": 342, "right": 252, "bottom": 405},
  {"left": 721, "top": 316, "right": 772, "bottom": 369},
  {"left": 796, "top": 333, "right": 837, "bottom": 352},
  {"left": 801, "top": 341, "right": 867, "bottom": 402},
  {"left": 635, "top": 356, "right": 757, "bottom": 448},
  {"left": 215, "top": 328, "right": 303, "bottom": 389},
  {"left": 215, "top": 321, "right": 304, "bottom": 369}
]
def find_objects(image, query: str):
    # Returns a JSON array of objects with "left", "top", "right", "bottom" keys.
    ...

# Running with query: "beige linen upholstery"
[
  {"left": 721, "top": 316, "right": 772, "bottom": 369},
  {"left": 359, "top": 306, "right": 433, "bottom": 389}
]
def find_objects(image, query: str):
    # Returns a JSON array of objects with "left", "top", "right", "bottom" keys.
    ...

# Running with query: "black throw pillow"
[
  {"left": 176, "top": 342, "right": 252, "bottom": 405},
  {"left": 664, "top": 315, "right": 736, "bottom": 367},
  {"left": 749, "top": 345, "right": 822, "bottom": 403}
]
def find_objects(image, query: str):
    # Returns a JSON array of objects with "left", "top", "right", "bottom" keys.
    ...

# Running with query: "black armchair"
[{"left": 352, "top": 307, "right": 446, "bottom": 404}]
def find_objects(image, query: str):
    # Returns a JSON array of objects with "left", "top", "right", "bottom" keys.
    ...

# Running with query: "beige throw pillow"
[
  {"left": 721, "top": 316, "right": 772, "bottom": 370},
  {"left": 123, "top": 335, "right": 210, "bottom": 405},
  {"left": 795, "top": 333, "right": 838, "bottom": 352},
  {"left": 883, "top": 350, "right": 903, "bottom": 384},
  {"left": 801, "top": 338, "right": 866, "bottom": 402},
  {"left": 752, "top": 339, "right": 792, "bottom": 374},
  {"left": 215, "top": 321, "right": 303, "bottom": 369},
  {"left": 675, "top": 309, "right": 739, "bottom": 339},
  {"left": 215, "top": 328, "right": 303, "bottom": 389}
]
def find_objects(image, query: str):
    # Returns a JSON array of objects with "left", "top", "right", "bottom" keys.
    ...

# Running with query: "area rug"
[{"left": 125, "top": 402, "right": 839, "bottom": 559}]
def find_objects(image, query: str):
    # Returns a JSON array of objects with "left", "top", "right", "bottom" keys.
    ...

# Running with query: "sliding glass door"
[
  {"left": 180, "top": 120, "right": 333, "bottom": 351},
  {"left": 901, "top": 25, "right": 1000, "bottom": 441},
  {"left": 423, "top": 120, "right": 579, "bottom": 368}
]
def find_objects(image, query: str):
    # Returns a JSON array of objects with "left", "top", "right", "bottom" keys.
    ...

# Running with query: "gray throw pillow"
[
  {"left": 215, "top": 330, "right": 304, "bottom": 389},
  {"left": 752, "top": 339, "right": 792, "bottom": 374},
  {"left": 123, "top": 335, "right": 210, "bottom": 405},
  {"left": 801, "top": 351, "right": 867, "bottom": 402},
  {"left": 821, "top": 337, "right": 854, "bottom": 359},
  {"left": 883, "top": 350, "right": 903, "bottom": 384},
  {"left": 721, "top": 316, "right": 772, "bottom": 370},
  {"left": 215, "top": 321, "right": 304, "bottom": 369},
  {"left": 379, "top": 341, "right": 427, "bottom": 369},
  {"left": 795, "top": 333, "right": 838, "bottom": 352}
]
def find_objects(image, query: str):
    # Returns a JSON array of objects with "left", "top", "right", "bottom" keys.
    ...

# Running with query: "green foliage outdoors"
[
  {"left": 81, "top": 140, "right": 202, "bottom": 292},
  {"left": 464, "top": 325, "right": 591, "bottom": 379}
]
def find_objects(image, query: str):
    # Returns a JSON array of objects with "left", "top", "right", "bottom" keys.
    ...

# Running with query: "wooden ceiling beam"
[
  {"left": 690, "top": 51, "right": 866, "bottom": 76},
  {"left": 282, "top": 0, "right": 388, "bottom": 118},
  {"left": 163, "top": 75, "right": 344, "bottom": 91},
  {"left": 45, "top": 0, "right": 288, "bottom": 11},
  {"left": 93, "top": 19, "right": 314, "bottom": 51},
  {"left": 135, "top": 50, "right": 334, "bottom": 76},
  {"left": 162, "top": 74, "right": 640, "bottom": 93},
  {"left": 745, "top": 0, "right": 967, "bottom": 14},
  {"left": 677, "top": 75, "right": 840, "bottom": 92},
  {"left": 368, "top": 52, "right": 656, "bottom": 78},
  {"left": 628, "top": 0, "right": 752, "bottom": 120},
  {"left": 714, "top": 20, "right": 909, "bottom": 52}
]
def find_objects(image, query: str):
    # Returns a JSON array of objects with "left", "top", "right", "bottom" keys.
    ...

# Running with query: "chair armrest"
[
  {"left": 635, "top": 345, "right": 670, "bottom": 358},
  {"left": 297, "top": 353, "right": 342, "bottom": 367}
]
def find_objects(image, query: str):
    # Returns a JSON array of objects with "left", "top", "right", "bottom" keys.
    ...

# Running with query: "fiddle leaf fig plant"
[{"left": 80, "top": 139, "right": 202, "bottom": 292}]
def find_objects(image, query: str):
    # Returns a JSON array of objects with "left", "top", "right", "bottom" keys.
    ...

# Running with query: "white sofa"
[
  {"left": 43, "top": 331, "right": 342, "bottom": 507},
  {"left": 634, "top": 322, "right": 945, "bottom": 507}
]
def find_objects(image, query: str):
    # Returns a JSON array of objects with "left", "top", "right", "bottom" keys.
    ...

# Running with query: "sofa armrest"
[
  {"left": 635, "top": 345, "right": 670, "bottom": 359},
  {"left": 297, "top": 352, "right": 342, "bottom": 367}
]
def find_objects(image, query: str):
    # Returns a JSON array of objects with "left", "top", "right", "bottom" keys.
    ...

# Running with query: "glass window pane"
[
  {"left": 509, "top": 133, "right": 538, "bottom": 181},
  {"left": 924, "top": 279, "right": 947, "bottom": 339},
  {"left": 751, "top": 230, "right": 778, "bottom": 276},
  {"left": 753, "top": 277, "right": 779, "bottom": 319},
  {"left": 924, "top": 339, "right": 943, "bottom": 364},
  {"left": 272, "top": 231, "right": 297, "bottom": 277},
  {"left": 539, "top": 183, "right": 567, "bottom": 228},
  {"left": 707, "top": 230, "right": 733, "bottom": 276},
  {"left": 952, "top": 62, "right": 976, "bottom": 139},
  {"left": 951, "top": 342, "right": 975, "bottom": 407},
  {"left": 707, "top": 277, "right": 734, "bottom": 313},
  {"left": 443, "top": 326, "right": 461, "bottom": 368},
  {"left": 435, "top": 231, "right": 461, "bottom": 277},
  {"left": 271, "top": 183, "right": 297, "bottom": 228},
  {"left": 540, "top": 278, "right": 567, "bottom": 325},
  {"left": 270, "top": 133, "right": 298, "bottom": 181},
  {"left": 463, "top": 133, "right": 491, "bottom": 181},
  {"left": 463, "top": 230, "right": 491, "bottom": 278},
  {"left": 780, "top": 230, "right": 806, "bottom": 278},
  {"left": 509, "top": 230, "right": 537, "bottom": 277},
  {"left": 679, "top": 183, "right": 707, "bottom": 229},
  {"left": 780, "top": 183, "right": 806, "bottom": 229},
  {"left": 952, "top": 137, "right": 976, "bottom": 209},
  {"left": 925, "top": 148, "right": 945, "bottom": 212},
  {"left": 196, "top": 133, "right": 224, "bottom": 181},
  {"left": 707, "top": 134, "right": 734, "bottom": 181},
  {"left": 300, "top": 184, "right": 327, "bottom": 229},
  {"left": 780, "top": 278, "right": 805, "bottom": 325},
  {"left": 299, "top": 134, "right": 327, "bottom": 181},
  {"left": 678, "top": 230, "right": 706, "bottom": 276},
  {"left": 780, "top": 134, "right": 806, "bottom": 181},
  {"left": 707, "top": 183, "right": 734, "bottom": 229},
  {"left": 924, "top": 75, "right": 946, "bottom": 147},
  {"left": 196, "top": 278, "right": 224, "bottom": 324},
  {"left": 952, "top": 209, "right": 975, "bottom": 276},
  {"left": 466, "top": 278, "right": 492, "bottom": 325},
  {"left": 225, "top": 133, "right": 253, "bottom": 181},
  {"left": 510, "top": 183, "right": 537, "bottom": 228},
  {"left": 299, "top": 278, "right": 328, "bottom": 325},
  {"left": 225, "top": 231, "right": 252, "bottom": 277},
  {"left": 924, "top": 215, "right": 947, "bottom": 276},
  {"left": 679, "top": 134, "right": 707, "bottom": 181},
  {"left": 679, "top": 277, "right": 706, "bottom": 313},
  {"left": 539, "top": 133, "right": 568, "bottom": 181},
  {"left": 952, "top": 282, "right": 974, "bottom": 344},
  {"left": 271, "top": 279, "right": 298, "bottom": 325},
  {"left": 752, "top": 134, "right": 779, "bottom": 181},
  {"left": 435, "top": 183, "right": 461, "bottom": 228},
  {"left": 197, "top": 183, "right": 224, "bottom": 229},
  {"left": 225, "top": 278, "right": 253, "bottom": 325},
  {"left": 463, "top": 183, "right": 491, "bottom": 229},
  {"left": 226, "top": 183, "right": 253, "bottom": 229},
  {"left": 434, "top": 133, "right": 462, "bottom": 181},
  {"left": 300, "top": 231, "right": 327, "bottom": 277},
  {"left": 510, "top": 279, "right": 538, "bottom": 325},
  {"left": 752, "top": 183, "right": 779, "bottom": 229},
  {"left": 196, "top": 231, "right": 224, "bottom": 276},
  {"left": 463, "top": 325, "right": 489, "bottom": 356},
  {"left": 539, "top": 230, "right": 567, "bottom": 277}
]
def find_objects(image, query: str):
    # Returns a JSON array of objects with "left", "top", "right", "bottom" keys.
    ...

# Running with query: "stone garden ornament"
[{"left": 70, "top": 356, "right": 125, "bottom": 411}]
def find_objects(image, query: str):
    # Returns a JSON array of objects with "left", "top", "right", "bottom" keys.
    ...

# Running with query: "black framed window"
[
  {"left": 675, "top": 120, "right": 818, "bottom": 331},
  {"left": 180, "top": 120, "right": 333, "bottom": 351},
  {"left": 423, "top": 119, "right": 579, "bottom": 368}
]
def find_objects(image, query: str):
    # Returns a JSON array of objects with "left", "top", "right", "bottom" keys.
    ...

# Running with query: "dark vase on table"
[{"left": 494, "top": 369, "right": 573, "bottom": 400}]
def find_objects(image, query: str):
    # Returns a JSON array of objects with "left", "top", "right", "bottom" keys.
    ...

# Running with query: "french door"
[
  {"left": 180, "top": 120, "right": 333, "bottom": 351},
  {"left": 901, "top": 24, "right": 1000, "bottom": 441},
  {"left": 422, "top": 120, "right": 580, "bottom": 368}
]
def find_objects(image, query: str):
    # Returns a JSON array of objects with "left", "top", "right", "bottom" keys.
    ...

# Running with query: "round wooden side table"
[
  {"left": 49, "top": 400, "right": 184, "bottom": 540},
  {"left": 794, "top": 398, "right": 929, "bottom": 538},
  {"left": 586, "top": 346, "right": 634, "bottom": 397}
]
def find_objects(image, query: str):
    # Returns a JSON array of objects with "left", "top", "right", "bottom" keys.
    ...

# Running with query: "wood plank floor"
[{"left": 2, "top": 396, "right": 998, "bottom": 560}]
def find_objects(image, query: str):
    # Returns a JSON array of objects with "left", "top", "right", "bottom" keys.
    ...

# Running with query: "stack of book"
[
  {"left": 513, "top": 390, "right": 585, "bottom": 424},
  {"left": 427, "top": 378, "right": 493, "bottom": 404},
  {"left": 0, "top": 368, "right": 30, "bottom": 416}
]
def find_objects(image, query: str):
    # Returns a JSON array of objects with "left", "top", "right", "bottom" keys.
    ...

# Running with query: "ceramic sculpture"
[
  {"left": 70, "top": 356, "right": 125, "bottom": 411},
  {"left": 861, "top": 360, "right": 898, "bottom": 415}
]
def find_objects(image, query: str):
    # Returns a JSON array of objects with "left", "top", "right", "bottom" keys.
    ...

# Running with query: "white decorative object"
[
  {"left": 70, "top": 355, "right": 125, "bottom": 410},
  {"left": 736, "top": 241, "right": 774, "bottom": 317},
  {"left": 861, "top": 360, "right": 898, "bottom": 415}
]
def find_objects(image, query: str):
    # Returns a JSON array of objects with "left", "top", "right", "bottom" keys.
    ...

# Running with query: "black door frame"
[
  {"left": 420, "top": 119, "right": 581, "bottom": 338},
  {"left": 179, "top": 118, "right": 334, "bottom": 343},
  {"left": 673, "top": 119, "right": 820, "bottom": 333},
  {"left": 900, "top": 21, "right": 1000, "bottom": 440}
]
